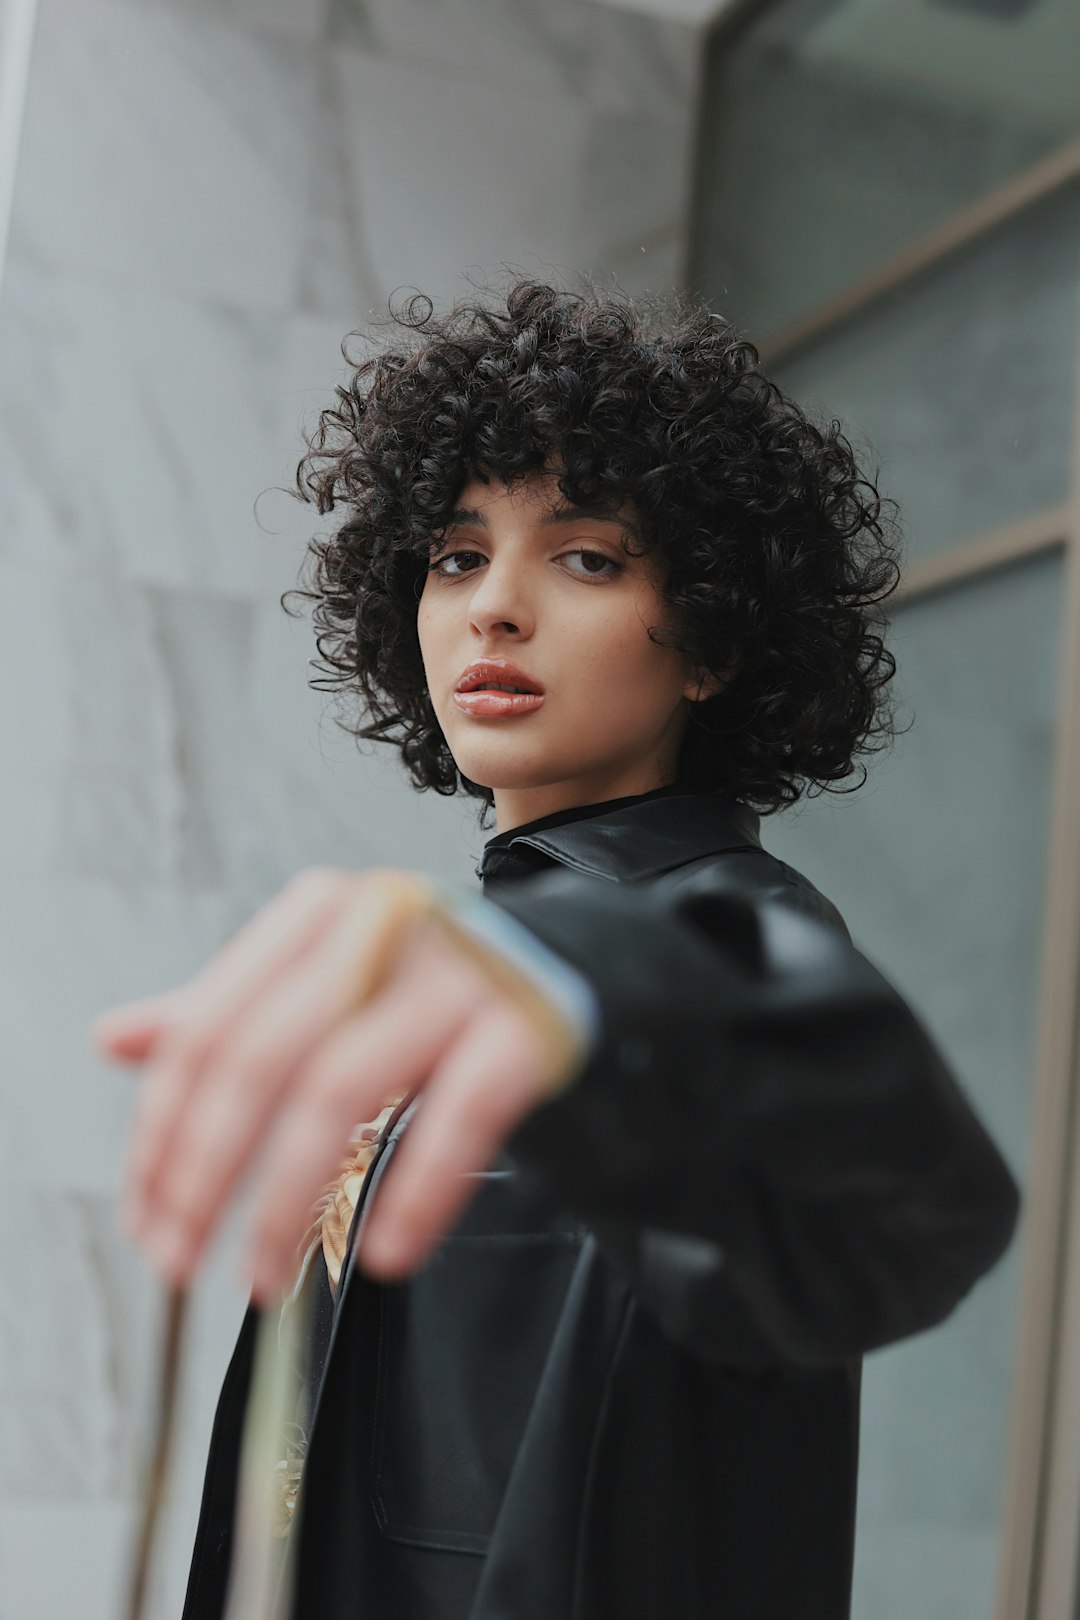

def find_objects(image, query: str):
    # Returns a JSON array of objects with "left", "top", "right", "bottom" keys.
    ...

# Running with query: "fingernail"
[
  {"left": 145, "top": 1221, "right": 190, "bottom": 1284},
  {"left": 91, "top": 1008, "right": 137, "bottom": 1045},
  {"left": 362, "top": 1225, "right": 408, "bottom": 1274},
  {"left": 248, "top": 1239, "right": 285, "bottom": 1303},
  {"left": 251, "top": 1265, "right": 286, "bottom": 1306}
]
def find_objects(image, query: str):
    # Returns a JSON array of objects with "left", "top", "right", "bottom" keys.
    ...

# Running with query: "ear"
[
  {"left": 685, "top": 672, "right": 723, "bottom": 703},
  {"left": 682, "top": 656, "right": 735, "bottom": 705}
]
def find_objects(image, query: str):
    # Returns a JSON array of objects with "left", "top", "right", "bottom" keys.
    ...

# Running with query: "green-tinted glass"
[
  {"left": 769, "top": 182, "right": 1080, "bottom": 565},
  {"left": 763, "top": 544, "right": 1063, "bottom": 1618},
  {"left": 694, "top": 0, "right": 1079, "bottom": 339}
]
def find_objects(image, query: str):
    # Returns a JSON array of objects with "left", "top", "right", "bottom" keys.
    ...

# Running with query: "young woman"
[{"left": 92, "top": 278, "right": 1021, "bottom": 1620}]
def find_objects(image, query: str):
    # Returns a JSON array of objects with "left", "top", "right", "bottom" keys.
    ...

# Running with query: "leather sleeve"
[{"left": 489, "top": 853, "right": 1023, "bottom": 1369}]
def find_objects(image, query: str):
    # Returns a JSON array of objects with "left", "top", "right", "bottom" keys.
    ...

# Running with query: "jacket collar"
[{"left": 476, "top": 788, "right": 762, "bottom": 890}]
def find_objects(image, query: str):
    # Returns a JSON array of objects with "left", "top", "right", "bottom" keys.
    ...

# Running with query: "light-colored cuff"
[{"left": 430, "top": 879, "right": 603, "bottom": 1097}]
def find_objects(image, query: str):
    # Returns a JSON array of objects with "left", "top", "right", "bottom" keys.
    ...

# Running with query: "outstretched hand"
[{"left": 89, "top": 866, "right": 568, "bottom": 1303}]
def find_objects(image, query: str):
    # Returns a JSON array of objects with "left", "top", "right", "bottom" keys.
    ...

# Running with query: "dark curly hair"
[{"left": 281, "top": 273, "right": 906, "bottom": 828}]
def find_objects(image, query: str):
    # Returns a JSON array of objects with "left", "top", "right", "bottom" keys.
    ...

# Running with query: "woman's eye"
[
  {"left": 426, "top": 549, "right": 482, "bottom": 577},
  {"left": 426, "top": 547, "right": 622, "bottom": 580},
  {"left": 561, "top": 549, "right": 622, "bottom": 580}
]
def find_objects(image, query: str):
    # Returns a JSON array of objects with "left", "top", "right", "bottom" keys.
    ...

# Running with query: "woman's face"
[{"left": 417, "top": 469, "right": 717, "bottom": 832}]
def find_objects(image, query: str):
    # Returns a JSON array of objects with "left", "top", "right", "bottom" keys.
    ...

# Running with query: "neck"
[{"left": 492, "top": 768, "right": 678, "bottom": 836}]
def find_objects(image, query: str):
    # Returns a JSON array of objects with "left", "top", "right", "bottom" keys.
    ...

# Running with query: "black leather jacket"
[{"left": 181, "top": 785, "right": 1021, "bottom": 1620}]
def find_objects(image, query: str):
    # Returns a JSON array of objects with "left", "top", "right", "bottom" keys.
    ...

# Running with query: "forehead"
[{"left": 452, "top": 470, "right": 636, "bottom": 529}]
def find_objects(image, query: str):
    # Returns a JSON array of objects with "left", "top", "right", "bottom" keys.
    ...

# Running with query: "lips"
[
  {"left": 452, "top": 658, "right": 545, "bottom": 720},
  {"left": 454, "top": 659, "right": 544, "bottom": 696}
]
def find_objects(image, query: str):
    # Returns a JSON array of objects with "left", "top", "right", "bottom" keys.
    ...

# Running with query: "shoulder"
[{"left": 655, "top": 841, "right": 854, "bottom": 947}]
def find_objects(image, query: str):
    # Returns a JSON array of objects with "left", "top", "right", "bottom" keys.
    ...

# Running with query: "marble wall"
[{"left": 0, "top": 1, "right": 704, "bottom": 1612}]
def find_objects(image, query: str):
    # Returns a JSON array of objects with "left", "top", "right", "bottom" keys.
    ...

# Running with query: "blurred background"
[{"left": 0, "top": 0, "right": 1077, "bottom": 1615}]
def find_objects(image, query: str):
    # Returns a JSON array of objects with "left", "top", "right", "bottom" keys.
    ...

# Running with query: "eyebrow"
[{"left": 436, "top": 500, "right": 640, "bottom": 545}]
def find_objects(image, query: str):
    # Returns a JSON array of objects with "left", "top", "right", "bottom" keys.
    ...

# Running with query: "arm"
[{"left": 479, "top": 854, "right": 1022, "bottom": 1368}]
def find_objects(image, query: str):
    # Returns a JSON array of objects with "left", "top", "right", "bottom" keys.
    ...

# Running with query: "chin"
[{"left": 452, "top": 747, "right": 578, "bottom": 792}]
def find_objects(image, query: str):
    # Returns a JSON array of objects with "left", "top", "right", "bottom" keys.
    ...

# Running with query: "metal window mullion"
[{"left": 1024, "top": 238, "right": 1080, "bottom": 1620}]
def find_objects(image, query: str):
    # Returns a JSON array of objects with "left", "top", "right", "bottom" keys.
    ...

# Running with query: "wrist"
[{"left": 429, "top": 879, "right": 603, "bottom": 1095}]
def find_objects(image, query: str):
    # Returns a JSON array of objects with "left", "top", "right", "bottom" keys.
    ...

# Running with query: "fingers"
[
  {"left": 240, "top": 959, "right": 479, "bottom": 1301},
  {"left": 356, "top": 1002, "right": 552, "bottom": 1282},
  {"left": 128, "top": 965, "right": 351, "bottom": 1280},
  {"left": 126, "top": 882, "right": 469, "bottom": 1290},
  {"left": 111, "top": 863, "right": 562, "bottom": 1302},
  {"left": 93, "top": 869, "right": 354, "bottom": 1065},
  {"left": 121, "top": 870, "right": 359, "bottom": 1236}
]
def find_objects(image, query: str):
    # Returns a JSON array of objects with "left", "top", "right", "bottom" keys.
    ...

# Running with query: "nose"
[{"left": 466, "top": 553, "right": 535, "bottom": 640}]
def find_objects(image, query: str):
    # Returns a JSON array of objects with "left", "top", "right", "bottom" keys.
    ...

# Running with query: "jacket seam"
[{"left": 569, "top": 1291, "right": 637, "bottom": 1620}]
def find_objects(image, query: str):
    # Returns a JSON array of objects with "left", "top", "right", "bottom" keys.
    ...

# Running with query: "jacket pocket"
[{"left": 369, "top": 1164, "right": 582, "bottom": 1554}]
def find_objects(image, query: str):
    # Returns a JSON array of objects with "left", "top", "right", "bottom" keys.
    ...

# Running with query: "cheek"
[
  {"left": 572, "top": 609, "right": 683, "bottom": 719},
  {"left": 415, "top": 594, "right": 444, "bottom": 671}
]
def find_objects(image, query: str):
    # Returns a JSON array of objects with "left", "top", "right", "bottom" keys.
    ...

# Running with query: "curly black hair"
[{"left": 282, "top": 273, "right": 906, "bottom": 827}]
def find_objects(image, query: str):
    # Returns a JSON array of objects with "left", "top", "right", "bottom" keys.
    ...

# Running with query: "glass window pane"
[
  {"left": 770, "top": 182, "right": 1080, "bottom": 565},
  {"left": 694, "top": 0, "right": 1080, "bottom": 337},
  {"left": 762, "top": 547, "right": 1063, "bottom": 1619}
]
